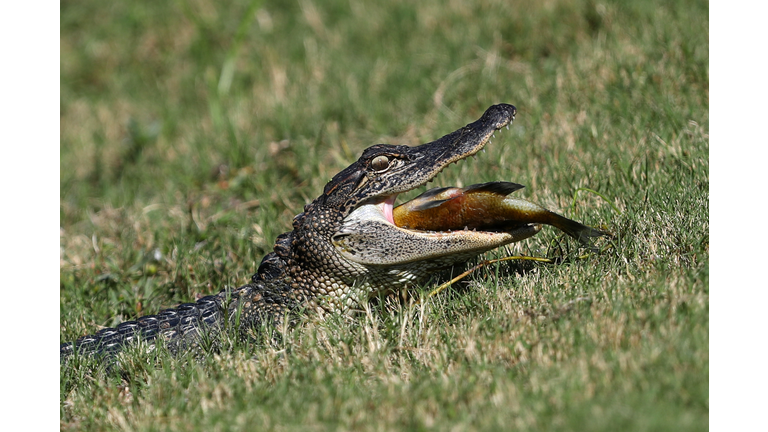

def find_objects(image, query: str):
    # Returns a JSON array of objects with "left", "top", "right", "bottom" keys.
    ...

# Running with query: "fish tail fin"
[{"left": 548, "top": 213, "right": 609, "bottom": 249}]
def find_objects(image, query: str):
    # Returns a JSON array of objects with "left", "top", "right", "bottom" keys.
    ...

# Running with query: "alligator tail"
[{"left": 60, "top": 281, "right": 297, "bottom": 360}]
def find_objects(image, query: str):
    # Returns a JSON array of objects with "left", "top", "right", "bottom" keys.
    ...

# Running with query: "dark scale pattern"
[{"left": 61, "top": 104, "right": 521, "bottom": 361}]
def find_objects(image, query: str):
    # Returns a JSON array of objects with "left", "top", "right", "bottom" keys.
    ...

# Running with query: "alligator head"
[{"left": 287, "top": 104, "right": 541, "bottom": 312}]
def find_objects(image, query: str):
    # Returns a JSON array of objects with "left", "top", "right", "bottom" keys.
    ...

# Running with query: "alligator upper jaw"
[
  {"left": 382, "top": 104, "right": 518, "bottom": 195},
  {"left": 366, "top": 104, "right": 519, "bottom": 232}
]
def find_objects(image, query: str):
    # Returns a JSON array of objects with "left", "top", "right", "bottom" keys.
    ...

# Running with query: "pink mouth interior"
[{"left": 379, "top": 195, "right": 396, "bottom": 224}]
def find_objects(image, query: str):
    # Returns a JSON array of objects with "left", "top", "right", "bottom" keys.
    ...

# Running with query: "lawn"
[{"left": 60, "top": 0, "right": 708, "bottom": 430}]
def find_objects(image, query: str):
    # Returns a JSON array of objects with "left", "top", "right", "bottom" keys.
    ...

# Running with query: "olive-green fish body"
[{"left": 393, "top": 182, "right": 606, "bottom": 246}]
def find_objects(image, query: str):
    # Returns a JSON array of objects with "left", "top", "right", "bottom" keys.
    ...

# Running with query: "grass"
[{"left": 60, "top": 0, "right": 708, "bottom": 430}]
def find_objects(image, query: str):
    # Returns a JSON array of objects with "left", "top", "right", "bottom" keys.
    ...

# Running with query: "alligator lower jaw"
[{"left": 333, "top": 195, "right": 541, "bottom": 267}]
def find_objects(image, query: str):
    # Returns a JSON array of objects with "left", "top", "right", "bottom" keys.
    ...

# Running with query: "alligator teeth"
[{"left": 506, "top": 125, "right": 510, "bottom": 130}]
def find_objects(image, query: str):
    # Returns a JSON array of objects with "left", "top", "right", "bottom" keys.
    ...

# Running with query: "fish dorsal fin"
[
  {"left": 463, "top": 181, "right": 525, "bottom": 196},
  {"left": 410, "top": 198, "right": 451, "bottom": 211},
  {"left": 413, "top": 186, "right": 454, "bottom": 200}
]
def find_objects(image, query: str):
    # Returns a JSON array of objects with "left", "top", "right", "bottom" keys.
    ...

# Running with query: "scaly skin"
[{"left": 60, "top": 104, "right": 539, "bottom": 359}]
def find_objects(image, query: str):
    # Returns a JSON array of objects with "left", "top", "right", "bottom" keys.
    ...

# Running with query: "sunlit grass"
[{"left": 61, "top": 0, "right": 708, "bottom": 430}]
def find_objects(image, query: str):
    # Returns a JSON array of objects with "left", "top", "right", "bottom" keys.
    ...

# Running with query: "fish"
[{"left": 393, "top": 182, "right": 607, "bottom": 246}]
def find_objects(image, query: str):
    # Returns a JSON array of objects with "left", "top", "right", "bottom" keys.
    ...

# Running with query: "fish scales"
[{"left": 393, "top": 182, "right": 606, "bottom": 246}]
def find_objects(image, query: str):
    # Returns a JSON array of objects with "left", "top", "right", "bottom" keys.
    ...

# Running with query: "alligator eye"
[{"left": 371, "top": 155, "right": 390, "bottom": 171}]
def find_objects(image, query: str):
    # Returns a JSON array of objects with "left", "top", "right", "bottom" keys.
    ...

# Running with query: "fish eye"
[{"left": 371, "top": 155, "right": 390, "bottom": 171}]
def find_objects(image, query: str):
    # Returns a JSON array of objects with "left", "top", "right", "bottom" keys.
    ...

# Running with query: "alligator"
[{"left": 60, "top": 104, "right": 555, "bottom": 359}]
